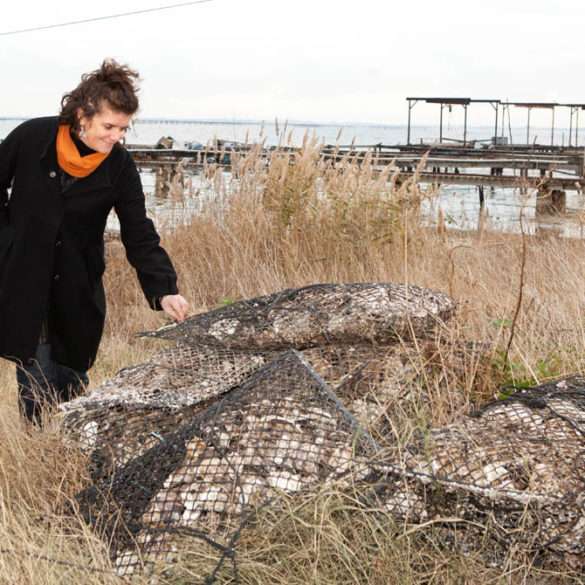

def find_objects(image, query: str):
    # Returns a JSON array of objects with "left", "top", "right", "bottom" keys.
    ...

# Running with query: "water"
[{"left": 2, "top": 118, "right": 584, "bottom": 237}]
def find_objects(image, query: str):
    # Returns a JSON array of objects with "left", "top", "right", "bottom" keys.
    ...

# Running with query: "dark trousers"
[{"left": 17, "top": 343, "right": 88, "bottom": 424}]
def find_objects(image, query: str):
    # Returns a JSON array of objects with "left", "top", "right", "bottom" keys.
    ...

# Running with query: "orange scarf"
[{"left": 56, "top": 124, "right": 108, "bottom": 178}]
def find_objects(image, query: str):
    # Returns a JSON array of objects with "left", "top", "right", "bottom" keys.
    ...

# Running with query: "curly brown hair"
[{"left": 59, "top": 59, "right": 140, "bottom": 131}]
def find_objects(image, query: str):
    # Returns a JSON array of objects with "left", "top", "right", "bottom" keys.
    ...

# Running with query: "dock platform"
[{"left": 127, "top": 141, "right": 585, "bottom": 195}]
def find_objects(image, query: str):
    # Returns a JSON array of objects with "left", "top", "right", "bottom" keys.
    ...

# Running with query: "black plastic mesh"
[
  {"left": 62, "top": 282, "right": 452, "bottom": 475},
  {"left": 61, "top": 341, "right": 418, "bottom": 474},
  {"left": 61, "top": 343, "right": 273, "bottom": 469},
  {"left": 372, "top": 377, "right": 585, "bottom": 564},
  {"left": 60, "top": 282, "right": 501, "bottom": 579},
  {"left": 76, "top": 350, "right": 379, "bottom": 577},
  {"left": 141, "top": 283, "right": 456, "bottom": 349}
]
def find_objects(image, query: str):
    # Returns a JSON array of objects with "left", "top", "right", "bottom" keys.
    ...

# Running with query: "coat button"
[
  {"left": 49, "top": 171, "right": 57, "bottom": 178},
  {"left": 53, "top": 274, "right": 60, "bottom": 281},
  {"left": 55, "top": 240, "right": 62, "bottom": 247}
]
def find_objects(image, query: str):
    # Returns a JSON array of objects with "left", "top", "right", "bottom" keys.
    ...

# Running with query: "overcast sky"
[{"left": 0, "top": 0, "right": 583, "bottom": 125}]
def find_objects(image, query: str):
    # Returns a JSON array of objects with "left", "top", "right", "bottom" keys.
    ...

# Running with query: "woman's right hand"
[{"left": 160, "top": 294, "right": 189, "bottom": 323}]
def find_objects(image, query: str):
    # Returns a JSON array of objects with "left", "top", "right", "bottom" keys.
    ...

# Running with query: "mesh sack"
[
  {"left": 61, "top": 340, "right": 419, "bottom": 473},
  {"left": 60, "top": 343, "right": 273, "bottom": 471},
  {"left": 373, "top": 376, "right": 585, "bottom": 566},
  {"left": 76, "top": 350, "right": 379, "bottom": 577},
  {"left": 61, "top": 282, "right": 455, "bottom": 473},
  {"left": 142, "top": 283, "right": 456, "bottom": 349}
]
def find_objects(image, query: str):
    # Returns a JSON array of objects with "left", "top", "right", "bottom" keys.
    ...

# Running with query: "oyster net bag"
[
  {"left": 141, "top": 282, "right": 456, "bottom": 349},
  {"left": 372, "top": 377, "right": 585, "bottom": 565},
  {"left": 76, "top": 350, "right": 380, "bottom": 577},
  {"left": 61, "top": 341, "right": 419, "bottom": 474},
  {"left": 60, "top": 343, "right": 273, "bottom": 471},
  {"left": 61, "top": 282, "right": 454, "bottom": 473}
]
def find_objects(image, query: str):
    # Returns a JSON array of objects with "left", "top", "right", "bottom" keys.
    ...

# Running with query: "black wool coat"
[{"left": 0, "top": 117, "right": 179, "bottom": 371}]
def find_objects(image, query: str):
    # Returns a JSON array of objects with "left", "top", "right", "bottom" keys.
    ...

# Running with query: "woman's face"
[{"left": 78, "top": 103, "right": 132, "bottom": 153}]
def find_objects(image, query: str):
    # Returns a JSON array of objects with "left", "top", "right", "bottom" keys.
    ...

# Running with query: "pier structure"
[
  {"left": 128, "top": 96, "right": 585, "bottom": 218},
  {"left": 406, "top": 97, "right": 500, "bottom": 146},
  {"left": 499, "top": 101, "right": 558, "bottom": 146},
  {"left": 129, "top": 141, "right": 585, "bottom": 193},
  {"left": 564, "top": 103, "right": 585, "bottom": 147},
  {"left": 406, "top": 96, "right": 585, "bottom": 149}
]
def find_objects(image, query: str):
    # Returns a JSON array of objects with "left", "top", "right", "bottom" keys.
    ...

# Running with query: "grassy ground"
[{"left": 1, "top": 144, "right": 585, "bottom": 583}]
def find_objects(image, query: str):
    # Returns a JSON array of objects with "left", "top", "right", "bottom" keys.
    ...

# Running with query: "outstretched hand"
[{"left": 160, "top": 294, "right": 189, "bottom": 323}]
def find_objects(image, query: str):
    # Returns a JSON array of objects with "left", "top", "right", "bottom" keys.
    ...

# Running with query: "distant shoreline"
[
  {"left": 0, "top": 117, "right": 552, "bottom": 131},
  {"left": 0, "top": 115, "right": 407, "bottom": 128}
]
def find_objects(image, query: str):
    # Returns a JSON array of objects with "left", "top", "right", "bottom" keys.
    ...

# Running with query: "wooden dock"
[{"left": 128, "top": 141, "right": 585, "bottom": 196}]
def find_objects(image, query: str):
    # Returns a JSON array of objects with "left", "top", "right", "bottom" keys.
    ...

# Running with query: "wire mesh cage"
[
  {"left": 61, "top": 283, "right": 454, "bottom": 473},
  {"left": 76, "top": 350, "right": 379, "bottom": 577},
  {"left": 372, "top": 377, "right": 585, "bottom": 566},
  {"left": 61, "top": 340, "right": 421, "bottom": 477},
  {"left": 59, "top": 281, "right": 493, "bottom": 579},
  {"left": 60, "top": 343, "right": 274, "bottom": 471},
  {"left": 141, "top": 282, "right": 456, "bottom": 349},
  {"left": 56, "top": 281, "right": 585, "bottom": 574}
]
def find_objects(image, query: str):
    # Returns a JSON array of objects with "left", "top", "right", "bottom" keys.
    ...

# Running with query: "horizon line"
[{"left": 0, "top": 116, "right": 578, "bottom": 130}]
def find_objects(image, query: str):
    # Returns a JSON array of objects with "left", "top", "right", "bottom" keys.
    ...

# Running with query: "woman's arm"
[{"left": 114, "top": 154, "right": 188, "bottom": 320}]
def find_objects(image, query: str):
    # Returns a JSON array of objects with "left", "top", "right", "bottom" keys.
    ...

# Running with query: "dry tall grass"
[{"left": 1, "top": 140, "right": 585, "bottom": 583}]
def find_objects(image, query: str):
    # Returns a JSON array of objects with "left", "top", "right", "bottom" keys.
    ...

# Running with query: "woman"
[{"left": 0, "top": 59, "right": 189, "bottom": 423}]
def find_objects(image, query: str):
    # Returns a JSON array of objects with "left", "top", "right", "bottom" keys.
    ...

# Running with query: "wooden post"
[
  {"left": 493, "top": 102, "right": 499, "bottom": 143},
  {"left": 551, "top": 107, "right": 555, "bottom": 146},
  {"left": 551, "top": 189, "right": 566, "bottom": 212},
  {"left": 536, "top": 187, "right": 566, "bottom": 215},
  {"left": 169, "top": 162, "right": 185, "bottom": 198},
  {"left": 507, "top": 104, "right": 514, "bottom": 146},
  {"left": 155, "top": 165, "right": 176, "bottom": 198},
  {"left": 407, "top": 99, "right": 413, "bottom": 145}
]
